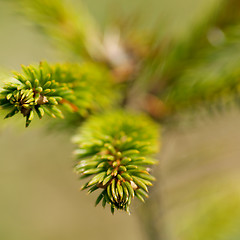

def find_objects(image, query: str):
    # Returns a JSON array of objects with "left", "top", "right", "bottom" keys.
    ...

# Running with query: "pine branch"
[
  {"left": 163, "top": 29, "right": 240, "bottom": 114},
  {"left": 168, "top": 0, "right": 240, "bottom": 78},
  {"left": 0, "top": 62, "right": 117, "bottom": 127},
  {"left": 137, "top": 0, "right": 240, "bottom": 95},
  {"left": 16, "top": 0, "right": 103, "bottom": 60},
  {"left": 73, "top": 110, "right": 160, "bottom": 214}
]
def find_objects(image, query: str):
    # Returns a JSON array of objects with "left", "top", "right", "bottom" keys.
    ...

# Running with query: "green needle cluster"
[
  {"left": 0, "top": 62, "right": 116, "bottom": 127},
  {"left": 73, "top": 111, "right": 160, "bottom": 214},
  {"left": 0, "top": 62, "right": 74, "bottom": 127}
]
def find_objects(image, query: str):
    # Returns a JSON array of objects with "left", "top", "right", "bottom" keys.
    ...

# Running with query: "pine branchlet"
[
  {"left": 73, "top": 111, "right": 160, "bottom": 214},
  {"left": 0, "top": 62, "right": 116, "bottom": 127}
]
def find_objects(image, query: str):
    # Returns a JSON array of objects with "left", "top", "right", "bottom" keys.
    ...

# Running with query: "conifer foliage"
[
  {"left": 0, "top": 61, "right": 116, "bottom": 127},
  {"left": 0, "top": 62, "right": 72, "bottom": 127},
  {"left": 1, "top": 0, "right": 240, "bottom": 219},
  {"left": 73, "top": 111, "right": 159, "bottom": 213}
]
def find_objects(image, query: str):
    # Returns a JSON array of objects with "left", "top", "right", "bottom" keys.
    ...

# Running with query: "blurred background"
[{"left": 0, "top": 0, "right": 240, "bottom": 239}]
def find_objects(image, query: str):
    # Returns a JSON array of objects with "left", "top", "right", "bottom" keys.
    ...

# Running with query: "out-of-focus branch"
[
  {"left": 133, "top": 0, "right": 240, "bottom": 119},
  {"left": 135, "top": 0, "right": 240, "bottom": 97},
  {"left": 15, "top": 0, "right": 103, "bottom": 60},
  {"left": 155, "top": 0, "right": 240, "bottom": 87},
  {"left": 163, "top": 30, "right": 240, "bottom": 114}
]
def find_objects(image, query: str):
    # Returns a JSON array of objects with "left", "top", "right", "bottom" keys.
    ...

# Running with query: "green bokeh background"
[{"left": 0, "top": 0, "right": 240, "bottom": 239}]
